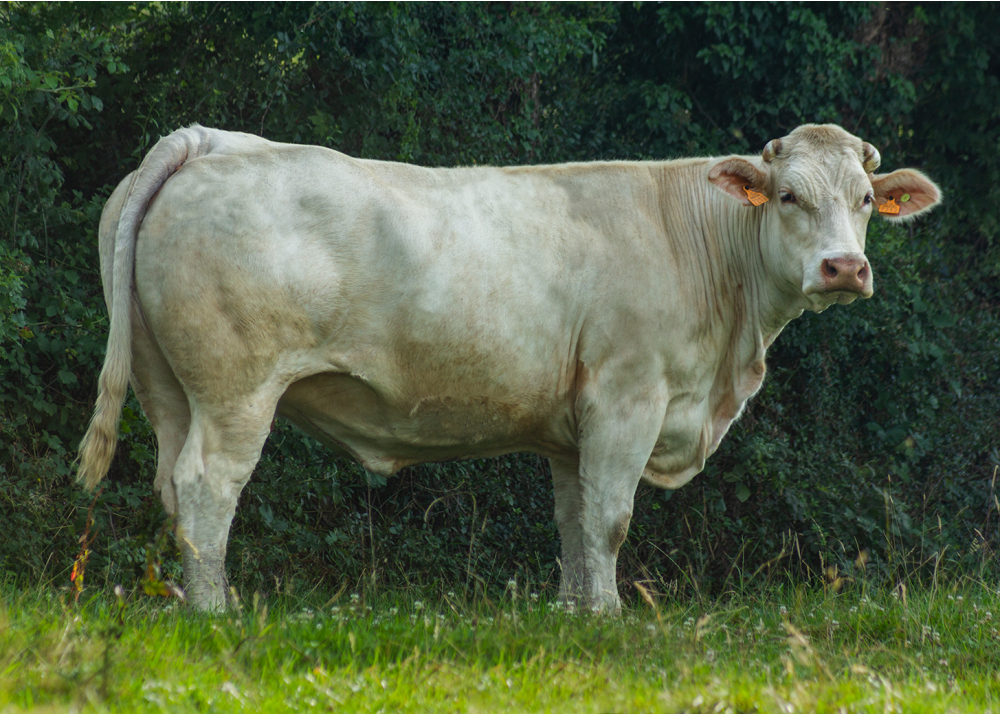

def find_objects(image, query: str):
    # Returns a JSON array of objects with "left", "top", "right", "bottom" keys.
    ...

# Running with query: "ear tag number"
[
  {"left": 743, "top": 185, "right": 769, "bottom": 206},
  {"left": 879, "top": 196, "right": 901, "bottom": 214}
]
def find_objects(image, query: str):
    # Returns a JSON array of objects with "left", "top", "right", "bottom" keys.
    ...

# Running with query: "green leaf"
[
  {"left": 930, "top": 313, "right": 957, "bottom": 328},
  {"left": 723, "top": 463, "right": 747, "bottom": 482}
]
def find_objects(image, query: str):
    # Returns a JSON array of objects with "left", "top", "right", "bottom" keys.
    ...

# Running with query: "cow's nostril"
[{"left": 823, "top": 260, "right": 838, "bottom": 278}]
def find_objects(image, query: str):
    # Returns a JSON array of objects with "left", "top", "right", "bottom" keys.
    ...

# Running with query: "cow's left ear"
[
  {"left": 708, "top": 157, "right": 770, "bottom": 207},
  {"left": 871, "top": 168, "right": 942, "bottom": 221}
]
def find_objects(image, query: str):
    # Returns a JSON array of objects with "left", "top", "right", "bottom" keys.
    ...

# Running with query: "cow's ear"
[
  {"left": 871, "top": 168, "right": 942, "bottom": 221},
  {"left": 708, "top": 157, "right": 770, "bottom": 206}
]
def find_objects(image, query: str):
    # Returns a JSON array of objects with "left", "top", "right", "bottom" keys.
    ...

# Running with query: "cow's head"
[{"left": 708, "top": 124, "right": 941, "bottom": 312}]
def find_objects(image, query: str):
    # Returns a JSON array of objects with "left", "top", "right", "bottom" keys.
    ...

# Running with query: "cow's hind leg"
[
  {"left": 171, "top": 398, "right": 275, "bottom": 611},
  {"left": 129, "top": 315, "right": 190, "bottom": 516}
]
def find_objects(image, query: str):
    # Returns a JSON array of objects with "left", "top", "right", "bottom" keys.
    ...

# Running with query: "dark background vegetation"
[{"left": 2, "top": 2, "right": 997, "bottom": 601}]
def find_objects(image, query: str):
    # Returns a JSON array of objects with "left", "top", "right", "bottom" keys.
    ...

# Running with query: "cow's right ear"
[{"left": 708, "top": 157, "right": 770, "bottom": 206}]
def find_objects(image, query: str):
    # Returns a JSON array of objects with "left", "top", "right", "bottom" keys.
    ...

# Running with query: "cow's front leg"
[{"left": 554, "top": 387, "right": 667, "bottom": 613}]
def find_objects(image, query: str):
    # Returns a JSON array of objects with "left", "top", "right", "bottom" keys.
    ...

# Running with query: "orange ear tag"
[
  {"left": 743, "top": 185, "right": 769, "bottom": 206},
  {"left": 878, "top": 197, "right": 900, "bottom": 214}
]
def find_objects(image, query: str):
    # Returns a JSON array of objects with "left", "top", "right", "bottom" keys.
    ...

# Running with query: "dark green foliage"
[
  {"left": 1, "top": 2, "right": 997, "bottom": 599},
  {"left": 579, "top": 3, "right": 915, "bottom": 158}
]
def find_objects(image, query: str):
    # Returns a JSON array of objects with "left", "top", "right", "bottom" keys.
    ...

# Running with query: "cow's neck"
[
  {"left": 659, "top": 160, "right": 802, "bottom": 353},
  {"left": 657, "top": 160, "right": 807, "bottom": 447}
]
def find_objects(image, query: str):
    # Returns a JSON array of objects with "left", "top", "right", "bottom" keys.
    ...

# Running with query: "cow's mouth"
[
  {"left": 825, "top": 289, "right": 865, "bottom": 305},
  {"left": 802, "top": 285, "right": 871, "bottom": 312}
]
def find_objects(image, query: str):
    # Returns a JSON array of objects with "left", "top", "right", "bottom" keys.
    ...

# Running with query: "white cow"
[{"left": 78, "top": 124, "right": 941, "bottom": 611}]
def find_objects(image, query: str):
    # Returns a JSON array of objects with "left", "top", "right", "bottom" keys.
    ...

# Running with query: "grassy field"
[{"left": 2, "top": 577, "right": 999, "bottom": 713}]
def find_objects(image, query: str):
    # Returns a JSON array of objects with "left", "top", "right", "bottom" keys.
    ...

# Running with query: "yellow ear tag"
[
  {"left": 879, "top": 196, "right": 901, "bottom": 214},
  {"left": 743, "top": 185, "right": 769, "bottom": 206}
]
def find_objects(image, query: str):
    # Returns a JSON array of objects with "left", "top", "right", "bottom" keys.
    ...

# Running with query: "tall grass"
[
  {"left": 3, "top": 574, "right": 1000, "bottom": 712},
  {"left": 6, "top": 468, "right": 1000, "bottom": 712}
]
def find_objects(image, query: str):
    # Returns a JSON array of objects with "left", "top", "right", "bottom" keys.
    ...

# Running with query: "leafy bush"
[{"left": 1, "top": 2, "right": 997, "bottom": 599}]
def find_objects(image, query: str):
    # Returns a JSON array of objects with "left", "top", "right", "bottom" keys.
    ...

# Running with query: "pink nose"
[{"left": 821, "top": 256, "right": 871, "bottom": 294}]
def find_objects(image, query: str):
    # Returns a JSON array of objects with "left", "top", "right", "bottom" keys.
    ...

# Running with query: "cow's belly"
[{"left": 276, "top": 371, "right": 574, "bottom": 475}]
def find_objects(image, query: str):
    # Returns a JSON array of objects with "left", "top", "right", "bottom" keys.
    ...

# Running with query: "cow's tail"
[{"left": 77, "top": 125, "right": 219, "bottom": 491}]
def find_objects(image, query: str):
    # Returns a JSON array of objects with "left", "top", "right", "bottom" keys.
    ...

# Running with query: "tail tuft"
[
  {"left": 77, "top": 340, "right": 131, "bottom": 490},
  {"left": 77, "top": 414, "right": 117, "bottom": 491}
]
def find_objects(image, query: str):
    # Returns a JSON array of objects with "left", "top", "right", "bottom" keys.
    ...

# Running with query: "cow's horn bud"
[
  {"left": 862, "top": 142, "right": 881, "bottom": 173},
  {"left": 762, "top": 139, "right": 781, "bottom": 163}
]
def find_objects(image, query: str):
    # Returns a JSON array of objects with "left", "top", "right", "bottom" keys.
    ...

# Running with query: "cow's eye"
[
  {"left": 863, "top": 192, "right": 873, "bottom": 206},
  {"left": 780, "top": 191, "right": 796, "bottom": 204}
]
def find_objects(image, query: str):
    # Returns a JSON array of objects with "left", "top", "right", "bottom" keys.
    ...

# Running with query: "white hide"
[{"left": 79, "top": 123, "right": 941, "bottom": 611}]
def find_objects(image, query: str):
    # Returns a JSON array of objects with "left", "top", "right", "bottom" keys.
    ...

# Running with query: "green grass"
[{"left": 3, "top": 579, "right": 1000, "bottom": 712}]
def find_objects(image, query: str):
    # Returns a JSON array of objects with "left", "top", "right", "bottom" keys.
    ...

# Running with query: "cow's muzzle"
[{"left": 818, "top": 255, "right": 873, "bottom": 298}]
